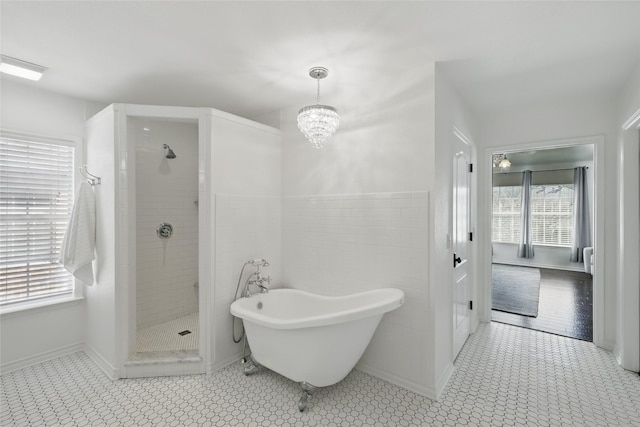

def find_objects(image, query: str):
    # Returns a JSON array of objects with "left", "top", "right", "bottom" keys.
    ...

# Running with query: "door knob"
[{"left": 453, "top": 253, "right": 462, "bottom": 267}]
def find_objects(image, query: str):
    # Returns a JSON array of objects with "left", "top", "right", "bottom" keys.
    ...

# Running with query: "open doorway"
[{"left": 490, "top": 145, "right": 594, "bottom": 341}]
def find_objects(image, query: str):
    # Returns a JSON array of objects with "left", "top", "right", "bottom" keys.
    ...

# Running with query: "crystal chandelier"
[{"left": 297, "top": 67, "right": 340, "bottom": 148}]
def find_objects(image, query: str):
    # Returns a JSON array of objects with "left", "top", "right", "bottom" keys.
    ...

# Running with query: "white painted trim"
[
  {"left": 0, "top": 296, "right": 83, "bottom": 317},
  {"left": 0, "top": 343, "right": 84, "bottom": 375},
  {"left": 113, "top": 105, "right": 213, "bottom": 376},
  {"left": 617, "top": 111, "right": 640, "bottom": 372},
  {"left": 84, "top": 343, "right": 119, "bottom": 379},
  {"left": 356, "top": 363, "right": 435, "bottom": 400},
  {"left": 435, "top": 362, "right": 455, "bottom": 400},
  {"left": 622, "top": 107, "right": 640, "bottom": 130}
]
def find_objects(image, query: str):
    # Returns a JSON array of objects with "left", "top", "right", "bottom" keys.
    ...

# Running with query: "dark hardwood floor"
[{"left": 491, "top": 267, "right": 593, "bottom": 341}]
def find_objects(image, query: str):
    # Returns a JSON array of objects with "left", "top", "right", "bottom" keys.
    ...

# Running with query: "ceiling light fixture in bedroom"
[
  {"left": 493, "top": 153, "right": 512, "bottom": 170},
  {"left": 297, "top": 67, "right": 340, "bottom": 149},
  {"left": 0, "top": 55, "right": 47, "bottom": 81}
]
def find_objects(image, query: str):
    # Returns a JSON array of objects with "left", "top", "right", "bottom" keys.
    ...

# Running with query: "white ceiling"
[{"left": 2, "top": 1, "right": 639, "bottom": 128}]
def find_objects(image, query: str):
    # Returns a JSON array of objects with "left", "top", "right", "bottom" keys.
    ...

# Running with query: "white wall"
[
  {"left": 0, "top": 79, "right": 104, "bottom": 371},
  {"left": 282, "top": 69, "right": 434, "bottom": 196},
  {"left": 281, "top": 66, "right": 438, "bottom": 396},
  {"left": 213, "top": 195, "right": 281, "bottom": 370},
  {"left": 84, "top": 107, "right": 119, "bottom": 377},
  {"left": 477, "top": 98, "right": 619, "bottom": 349},
  {"left": 283, "top": 192, "right": 429, "bottom": 393},
  {"left": 0, "top": 78, "right": 104, "bottom": 139},
  {"left": 209, "top": 113, "right": 282, "bottom": 371},
  {"left": 132, "top": 119, "right": 199, "bottom": 330},
  {"left": 492, "top": 244, "right": 587, "bottom": 272}
]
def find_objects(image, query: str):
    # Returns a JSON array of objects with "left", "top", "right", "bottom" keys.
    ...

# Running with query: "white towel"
[{"left": 59, "top": 181, "right": 96, "bottom": 285}]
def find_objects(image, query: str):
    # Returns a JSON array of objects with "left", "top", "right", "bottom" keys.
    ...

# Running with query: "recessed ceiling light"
[{"left": 0, "top": 55, "right": 47, "bottom": 81}]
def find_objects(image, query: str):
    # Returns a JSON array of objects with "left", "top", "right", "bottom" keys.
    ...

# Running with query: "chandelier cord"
[{"left": 316, "top": 77, "right": 320, "bottom": 104}]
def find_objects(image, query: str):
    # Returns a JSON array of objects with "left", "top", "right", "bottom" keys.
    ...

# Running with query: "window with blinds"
[
  {"left": 492, "top": 184, "right": 574, "bottom": 247},
  {"left": 0, "top": 132, "right": 75, "bottom": 305}
]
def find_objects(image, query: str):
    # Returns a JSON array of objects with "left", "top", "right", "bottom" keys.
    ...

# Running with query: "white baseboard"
[
  {"left": 435, "top": 362, "right": 454, "bottom": 399},
  {"left": 1, "top": 342, "right": 84, "bottom": 375},
  {"left": 613, "top": 343, "right": 623, "bottom": 366},
  {"left": 83, "top": 343, "right": 119, "bottom": 379},
  {"left": 208, "top": 351, "right": 243, "bottom": 374},
  {"left": 356, "top": 362, "right": 436, "bottom": 400}
]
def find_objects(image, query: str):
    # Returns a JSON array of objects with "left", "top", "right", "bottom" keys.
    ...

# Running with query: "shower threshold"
[{"left": 126, "top": 349, "right": 201, "bottom": 366}]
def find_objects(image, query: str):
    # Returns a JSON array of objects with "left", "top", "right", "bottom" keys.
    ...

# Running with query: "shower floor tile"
[
  {"left": 2, "top": 322, "right": 640, "bottom": 426},
  {"left": 135, "top": 312, "right": 198, "bottom": 352}
]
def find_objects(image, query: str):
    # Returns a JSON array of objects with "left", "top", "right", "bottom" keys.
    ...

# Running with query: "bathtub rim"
[{"left": 230, "top": 287, "right": 404, "bottom": 330}]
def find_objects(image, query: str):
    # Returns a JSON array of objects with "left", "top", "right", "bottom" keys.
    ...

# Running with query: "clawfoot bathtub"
[{"left": 230, "top": 287, "right": 404, "bottom": 410}]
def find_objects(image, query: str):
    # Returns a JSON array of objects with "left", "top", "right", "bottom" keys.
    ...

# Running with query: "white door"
[{"left": 452, "top": 132, "right": 472, "bottom": 359}]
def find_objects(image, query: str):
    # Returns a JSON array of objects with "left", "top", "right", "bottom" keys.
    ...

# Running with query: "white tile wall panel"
[
  {"left": 213, "top": 194, "right": 282, "bottom": 366},
  {"left": 282, "top": 191, "right": 429, "bottom": 391}
]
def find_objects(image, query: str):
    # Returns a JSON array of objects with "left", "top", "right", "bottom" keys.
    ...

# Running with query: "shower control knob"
[{"left": 156, "top": 223, "right": 173, "bottom": 239}]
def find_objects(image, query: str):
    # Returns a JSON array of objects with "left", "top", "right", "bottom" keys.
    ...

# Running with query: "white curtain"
[
  {"left": 517, "top": 170, "right": 534, "bottom": 258},
  {"left": 570, "top": 166, "right": 591, "bottom": 262}
]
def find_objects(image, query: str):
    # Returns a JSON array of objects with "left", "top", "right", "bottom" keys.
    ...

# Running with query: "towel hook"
[{"left": 80, "top": 165, "right": 101, "bottom": 186}]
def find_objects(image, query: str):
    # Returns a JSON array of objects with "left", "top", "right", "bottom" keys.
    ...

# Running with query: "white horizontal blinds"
[
  {"left": 492, "top": 186, "right": 521, "bottom": 243},
  {"left": 492, "top": 184, "right": 574, "bottom": 247},
  {"left": 530, "top": 184, "right": 573, "bottom": 247},
  {"left": 0, "top": 134, "right": 75, "bottom": 305}
]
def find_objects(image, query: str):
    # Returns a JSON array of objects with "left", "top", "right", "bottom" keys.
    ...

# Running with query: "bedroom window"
[
  {"left": 492, "top": 184, "right": 574, "bottom": 247},
  {"left": 0, "top": 131, "right": 75, "bottom": 306}
]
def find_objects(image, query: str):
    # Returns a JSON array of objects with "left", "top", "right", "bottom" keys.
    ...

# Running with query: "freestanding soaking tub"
[{"left": 230, "top": 287, "right": 404, "bottom": 410}]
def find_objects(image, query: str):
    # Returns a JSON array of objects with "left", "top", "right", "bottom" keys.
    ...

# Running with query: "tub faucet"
[{"left": 245, "top": 271, "right": 271, "bottom": 297}]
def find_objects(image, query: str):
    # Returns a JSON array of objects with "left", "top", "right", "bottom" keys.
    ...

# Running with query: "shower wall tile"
[
  {"left": 134, "top": 121, "right": 200, "bottom": 330},
  {"left": 282, "top": 191, "right": 429, "bottom": 391},
  {"left": 213, "top": 194, "right": 281, "bottom": 368}
]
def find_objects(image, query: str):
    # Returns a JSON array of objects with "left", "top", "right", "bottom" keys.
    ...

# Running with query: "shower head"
[{"left": 163, "top": 144, "right": 177, "bottom": 159}]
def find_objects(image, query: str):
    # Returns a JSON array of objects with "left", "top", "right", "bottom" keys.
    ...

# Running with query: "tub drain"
[{"left": 178, "top": 330, "right": 192, "bottom": 336}]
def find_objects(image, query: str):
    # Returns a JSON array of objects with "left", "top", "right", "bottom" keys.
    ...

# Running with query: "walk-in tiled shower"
[{"left": 132, "top": 118, "right": 199, "bottom": 354}]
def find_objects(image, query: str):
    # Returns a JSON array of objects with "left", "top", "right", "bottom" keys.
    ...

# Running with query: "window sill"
[{"left": 0, "top": 295, "right": 84, "bottom": 317}]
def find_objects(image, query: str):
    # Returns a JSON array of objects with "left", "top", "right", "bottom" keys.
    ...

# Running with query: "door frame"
[
  {"left": 480, "top": 135, "right": 605, "bottom": 348},
  {"left": 114, "top": 104, "right": 212, "bottom": 377},
  {"left": 618, "top": 109, "right": 640, "bottom": 371}
]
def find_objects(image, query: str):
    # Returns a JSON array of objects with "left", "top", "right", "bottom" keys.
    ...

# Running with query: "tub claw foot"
[
  {"left": 298, "top": 382, "right": 317, "bottom": 412},
  {"left": 242, "top": 356, "right": 261, "bottom": 376},
  {"left": 298, "top": 393, "right": 309, "bottom": 412}
]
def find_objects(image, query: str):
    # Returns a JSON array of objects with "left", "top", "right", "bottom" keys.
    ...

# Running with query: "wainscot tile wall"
[
  {"left": 283, "top": 191, "right": 429, "bottom": 393},
  {"left": 213, "top": 194, "right": 282, "bottom": 369}
]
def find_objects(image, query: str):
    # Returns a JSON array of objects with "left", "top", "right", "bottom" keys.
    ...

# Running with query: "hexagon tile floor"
[{"left": 2, "top": 322, "right": 640, "bottom": 426}]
